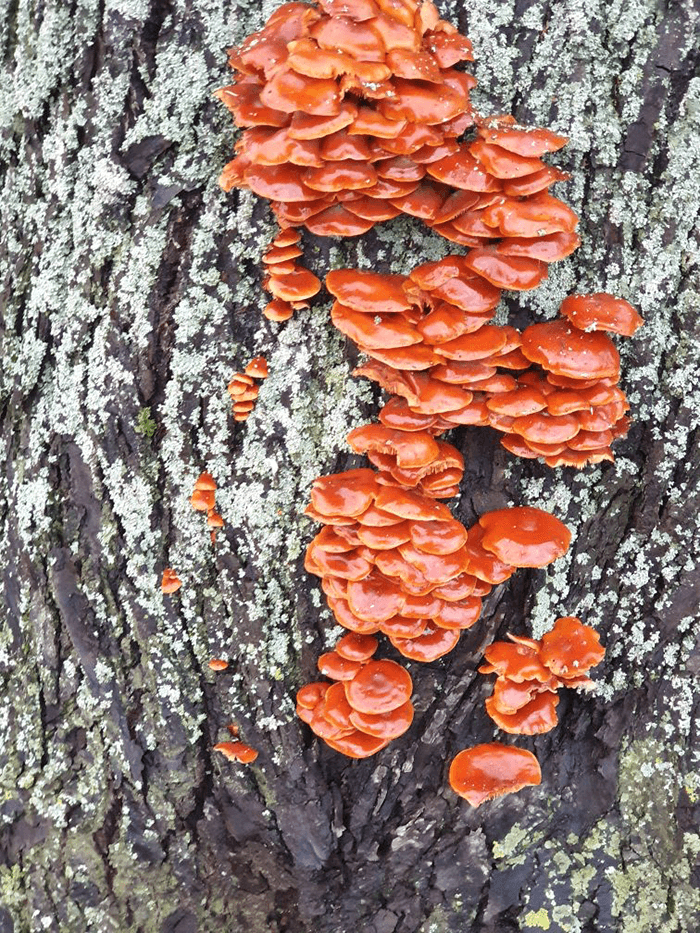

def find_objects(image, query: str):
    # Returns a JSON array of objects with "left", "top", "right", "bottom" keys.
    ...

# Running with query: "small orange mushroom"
[
  {"left": 208, "top": 658, "right": 229, "bottom": 671},
  {"left": 161, "top": 568, "right": 182, "bottom": 593},
  {"left": 214, "top": 741, "right": 259, "bottom": 764}
]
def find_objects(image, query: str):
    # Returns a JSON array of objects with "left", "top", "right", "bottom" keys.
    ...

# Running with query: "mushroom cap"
[
  {"left": 344, "top": 659, "right": 413, "bottom": 714},
  {"left": 214, "top": 741, "right": 259, "bottom": 763},
  {"left": 310, "top": 468, "right": 378, "bottom": 517},
  {"left": 477, "top": 116, "right": 568, "bottom": 155},
  {"left": 161, "top": 569, "right": 182, "bottom": 594},
  {"left": 462, "top": 248, "right": 547, "bottom": 291},
  {"left": 389, "top": 620, "right": 461, "bottom": 661},
  {"left": 347, "top": 424, "right": 439, "bottom": 468},
  {"left": 194, "top": 472, "right": 217, "bottom": 490},
  {"left": 409, "top": 517, "right": 468, "bottom": 554},
  {"left": 191, "top": 489, "right": 216, "bottom": 511},
  {"left": 560, "top": 293, "right": 644, "bottom": 336},
  {"left": 349, "top": 699, "right": 414, "bottom": 739},
  {"left": 521, "top": 320, "right": 620, "bottom": 380},
  {"left": 479, "top": 640, "right": 553, "bottom": 683},
  {"left": 323, "top": 730, "right": 392, "bottom": 758},
  {"left": 346, "top": 571, "right": 406, "bottom": 623},
  {"left": 478, "top": 506, "right": 571, "bottom": 567},
  {"left": 448, "top": 743, "right": 541, "bottom": 806},
  {"left": 326, "top": 269, "right": 411, "bottom": 313},
  {"left": 485, "top": 690, "right": 559, "bottom": 734},
  {"left": 318, "top": 650, "right": 366, "bottom": 681},
  {"left": 335, "top": 632, "right": 379, "bottom": 661},
  {"left": 539, "top": 616, "right": 605, "bottom": 677},
  {"left": 244, "top": 355, "right": 269, "bottom": 378}
]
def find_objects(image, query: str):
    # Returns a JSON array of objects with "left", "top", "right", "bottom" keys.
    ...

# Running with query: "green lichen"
[{"left": 134, "top": 406, "right": 157, "bottom": 438}]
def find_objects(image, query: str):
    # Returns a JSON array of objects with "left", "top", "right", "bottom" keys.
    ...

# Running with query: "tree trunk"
[{"left": 1, "top": 0, "right": 699, "bottom": 931}]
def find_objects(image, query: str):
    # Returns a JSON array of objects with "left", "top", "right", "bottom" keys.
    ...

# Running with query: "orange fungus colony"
[{"left": 209, "top": 0, "right": 645, "bottom": 802}]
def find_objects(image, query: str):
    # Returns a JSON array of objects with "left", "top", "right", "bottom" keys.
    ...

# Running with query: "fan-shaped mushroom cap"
[
  {"left": 490, "top": 676, "right": 547, "bottom": 714},
  {"left": 320, "top": 681, "right": 356, "bottom": 731},
  {"left": 521, "top": 320, "right": 620, "bottom": 380},
  {"left": 462, "top": 249, "right": 547, "bottom": 290},
  {"left": 479, "top": 639, "right": 553, "bottom": 683},
  {"left": 161, "top": 569, "right": 182, "bottom": 594},
  {"left": 485, "top": 690, "right": 559, "bottom": 734},
  {"left": 434, "top": 325, "right": 509, "bottom": 362},
  {"left": 448, "top": 743, "right": 541, "bottom": 806},
  {"left": 390, "top": 620, "right": 460, "bottom": 661},
  {"left": 244, "top": 356, "right": 269, "bottom": 378},
  {"left": 496, "top": 231, "right": 580, "bottom": 263},
  {"left": 426, "top": 149, "right": 502, "bottom": 191},
  {"left": 324, "top": 730, "right": 391, "bottom": 758},
  {"left": 344, "top": 659, "right": 413, "bottom": 714},
  {"left": 318, "top": 650, "right": 366, "bottom": 681},
  {"left": 326, "top": 269, "right": 411, "bottom": 313},
  {"left": 349, "top": 699, "right": 414, "bottom": 738},
  {"left": 560, "top": 293, "right": 643, "bottom": 336},
  {"left": 409, "top": 517, "right": 468, "bottom": 554},
  {"left": 432, "top": 595, "right": 482, "bottom": 630},
  {"left": 347, "top": 571, "right": 406, "bottom": 622},
  {"left": 347, "top": 424, "right": 439, "bottom": 468},
  {"left": 191, "top": 489, "right": 216, "bottom": 511},
  {"left": 310, "top": 468, "right": 378, "bottom": 517},
  {"left": 214, "top": 741, "right": 259, "bottom": 763},
  {"left": 374, "top": 485, "right": 452, "bottom": 521},
  {"left": 194, "top": 472, "right": 217, "bottom": 490},
  {"left": 335, "top": 632, "right": 379, "bottom": 661},
  {"left": 332, "top": 303, "right": 421, "bottom": 349},
  {"left": 539, "top": 616, "right": 605, "bottom": 678},
  {"left": 478, "top": 506, "right": 571, "bottom": 567},
  {"left": 477, "top": 115, "right": 568, "bottom": 155},
  {"left": 483, "top": 193, "right": 578, "bottom": 237},
  {"left": 471, "top": 139, "right": 545, "bottom": 178}
]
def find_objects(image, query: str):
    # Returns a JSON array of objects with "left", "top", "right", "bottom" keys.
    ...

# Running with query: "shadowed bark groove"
[{"left": 1, "top": 1, "right": 699, "bottom": 932}]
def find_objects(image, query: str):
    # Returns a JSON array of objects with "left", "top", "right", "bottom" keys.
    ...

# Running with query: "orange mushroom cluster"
[
  {"left": 218, "top": 0, "right": 578, "bottom": 250},
  {"left": 228, "top": 355, "right": 269, "bottom": 421},
  {"left": 296, "top": 635, "right": 415, "bottom": 757},
  {"left": 479, "top": 617, "right": 605, "bottom": 734},
  {"left": 190, "top": 472, "right": 225, "bottom": 531},
  {"left": 303, "top": 469, "right": 571, "bottom": 667},
  {"left": 262, "top": 228, "right": 321, "bottom": 321},
  {"left": 326, "top": 268, "right": 640, "bottom": 467},
  {"left": 161, "top": 567, "right": 182, "bottom": 594}
]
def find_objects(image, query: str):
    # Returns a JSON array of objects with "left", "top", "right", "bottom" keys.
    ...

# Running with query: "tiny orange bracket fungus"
[
  {"left": 480, "top": 619, "right": 605, "bottom": 734},
  {"left": 448, "top": 743, "right": 542, "bottom": 807},
  {"left": 208, "top": 658, "right": 229, "bottom": 671},
  {"left": 214, "top": 741, "right": 259, "bottom": 764},
  {"left": 161, "top": 568, "right": 182, "bottom": 594}
]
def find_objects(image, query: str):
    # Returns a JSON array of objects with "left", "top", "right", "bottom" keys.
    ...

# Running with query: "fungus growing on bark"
[
  {"left": 214, "top": 741, "right": 259, "bottom": 763},
  {"left": 479, "top": 620, "right": 605, "bottom": 734},
  {"left": 208, "top": 658, "right": 230, "bottom": 671},
  {"left": 448, "top": 743, "right": 541, "bottom": 806},
  {"left": 161, "top": 568, "right": 182, "bottom": 593}
]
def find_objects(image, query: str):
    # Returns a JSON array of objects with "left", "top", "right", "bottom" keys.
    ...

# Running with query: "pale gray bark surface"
[{"left": 1, "top": 0, "right": 700, "bottom": 931}]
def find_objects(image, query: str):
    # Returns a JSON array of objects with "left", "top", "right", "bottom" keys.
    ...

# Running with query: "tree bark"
[{"left": 1, "top": 1, "right": 699, "bottom": 932}]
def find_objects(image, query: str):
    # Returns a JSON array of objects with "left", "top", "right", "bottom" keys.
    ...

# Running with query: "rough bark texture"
[{"left": 1, "top": 0, "right": 700, "bottom": 931}]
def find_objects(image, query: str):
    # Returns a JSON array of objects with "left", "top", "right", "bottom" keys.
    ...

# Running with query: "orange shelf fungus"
[
  {"left": 296, "top": 646, "right": 415, "bottom": 757},
  {"left": 161, "top": 568, "right": 182, "bottom": 594},
  {"left": 229, "top": 356, "right": 271, "bottom": 421},
  {"left": 448, "top": 743, "right": 541, "bottom": 807},
  {"left": 214, "top": 741, "right": 259, "bottom": 764},
  {"left": 479, "top": 619, "right": 605, "bottom": 734},
  {"left": 208, "top": 658, "right": 230, "bottom": 671},
  {"left": 217, "top": 0, "right": 632, "bottom": 792}
]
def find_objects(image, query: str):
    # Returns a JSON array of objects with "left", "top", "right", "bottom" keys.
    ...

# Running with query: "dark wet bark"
[{"left": 1, "top": 1, "right": 699, "bottom": 932}]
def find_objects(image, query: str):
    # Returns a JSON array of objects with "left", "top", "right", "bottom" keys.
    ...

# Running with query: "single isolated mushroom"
[{"left": 448, "top": 743, "right": 541, "bottom": 806}]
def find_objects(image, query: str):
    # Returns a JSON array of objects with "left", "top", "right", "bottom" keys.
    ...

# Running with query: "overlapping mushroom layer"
[
  {"left": 479, "top": 617, "right": 605, "bottom": 735},
  {"left": 296, "top": 635, "right": 415, "bottom": 757},
  {"left": 228, "top": 356, "right": 269, "bottom": 421},
  {"left": 261, "top": 228, "right": 322, "bottom": 320},
  {"left": 218, "top": 0, "right": 576, "bottom": 247},
  {"left": 304, "top": 470, "right": 571, "bottom": 664},
  {"left": 326, "top": 267, "right": 640, "bottom": 467}
]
